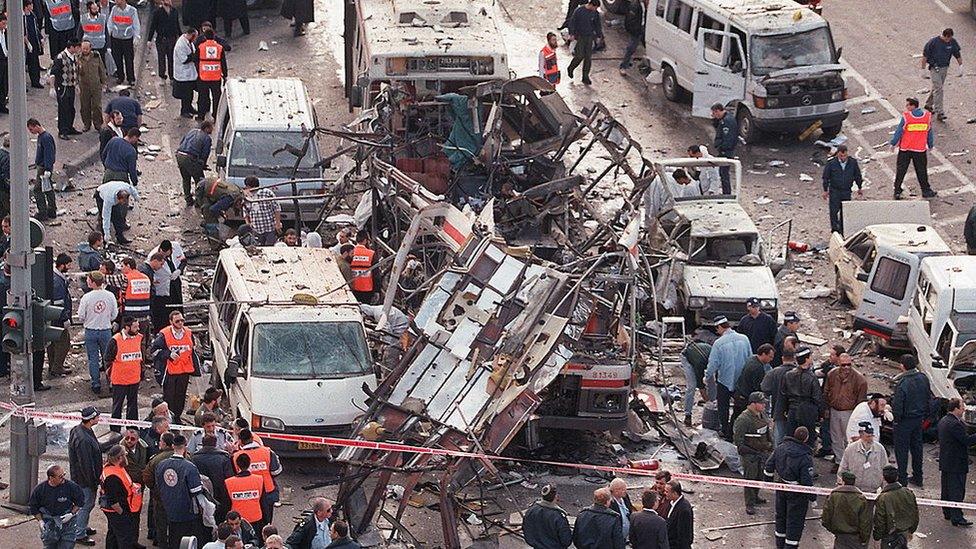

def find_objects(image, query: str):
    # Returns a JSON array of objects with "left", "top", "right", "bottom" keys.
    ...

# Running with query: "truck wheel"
[
  {"left": 604, "top": 0, "right": 631, "bottom": 15},
  {"left": 662, "top": 66, "right": 682, "bottom": 102},
  {"left": 737, "top": 108, "right": 760, "bottom": 144}
]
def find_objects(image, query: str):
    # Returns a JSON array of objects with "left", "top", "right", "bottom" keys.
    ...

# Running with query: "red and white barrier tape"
[{"left": 5, "top": 401, "right": 975, "bottom": 511}]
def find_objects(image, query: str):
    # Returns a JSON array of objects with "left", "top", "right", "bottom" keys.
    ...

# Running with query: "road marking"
[
  {"left": 935, "top": 212, "right": 971, "bottom": 226},
  {"left": 846, "top": 94, "right": 878, "bottom": 107},
  {"left": 933, "top": 0, "right": 954, "bottom": 14},
  {"left": 929, "top": 164, "right": 952, "bottom": 174},
  {"left": 858, "top": 119, "right": 899, "bottom": 134}
]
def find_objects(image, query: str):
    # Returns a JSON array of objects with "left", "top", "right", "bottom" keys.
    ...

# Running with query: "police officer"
[
  {"left": 820, "top": 144, "right": 863, "bottom": 235},
  {"left": 233, "top": 429, "right": 282, "bottom": 530},
  {"left": 156, "top": 434, "right": 211, "bottom": 547},
  {"left": 522, "top": 484, "right": 572, "bottom": 549},
  {"left": 737, "top": 297, "right": 777, "bottom": 353},
  {"left": 780, "top": 347, "right": 823, "bottom": 448},
  {"left": 891, "top": 354, "right": 930, "bottom": 487},
  {"left": 710, "top": 103, "right": 738, "bottom": 194},
  {"left": 772, "top": 311, "right": 800, "bottom": 368},
  {"left": 733, "top": 391, "right": 773, "bottom": 515},
  {"left": 765, "top": 426, "right": 817, "bottom": 549},
  {"left": 225, "top": 452, "right": 266, "bottom": 532}
]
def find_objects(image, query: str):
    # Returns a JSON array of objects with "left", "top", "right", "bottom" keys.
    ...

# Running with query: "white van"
[
  {"left": 214, "top": 78, "right": 326, "bottom": 223},
  {"left": 209, "top": 247, "right": 377, "bottom": 453},
  {"left": 643, "top": 0, "right": 847, "bottom": 142}
]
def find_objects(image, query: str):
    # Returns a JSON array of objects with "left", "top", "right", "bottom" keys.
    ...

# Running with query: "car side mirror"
[
  {"left": 350, "top": 85, "right": 364, "bottom": 108},
  {"left": 216, "top": 154, "right": 227, "bottom": 168},
  {"left": 856, "top": 272, "right": 869, "bottom": 282},
  {"left": 834, "top": 47, "right": 843, "bottom": 62}
]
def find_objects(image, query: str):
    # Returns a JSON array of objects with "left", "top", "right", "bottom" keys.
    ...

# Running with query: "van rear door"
[
  {"left": 691, "top": 29, "right": 747, "bottom": 117},
  {"left": 853, "top": 246, "right": 921, "bottom": 339}
]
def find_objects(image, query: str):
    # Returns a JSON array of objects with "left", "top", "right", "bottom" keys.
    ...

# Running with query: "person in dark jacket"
[
  {"left": 780, "top": 347, "right": 822, "bottom": 447},
  {"left": 565, "top": 0, "right": 602, "bottom": 85},
  {"left": 734, "top": 392, "right": 774, "bottom": 515},
  {"left": 763, "top": 344, "right": 796, "bottom": 445},
  {"left": 664, "top": 481, "right": 693, "bottom": 549},
  {"left": 618, "top": 0, "right": 643, "bottom": 73},
  {"left": 821, "top": 144, "right": 863, "bottom": 234},
  {"left": 280, "top": 0, "right": 314, "bottom": 36},
  {"left": 219, "top": 0, "right": 249, "bottom": 37},
  {"left": 326, "top": 520, "right": 360, "bottom": 549},
  {"left": 182, "top": 0, "right": 215, "bottom": 31},
  {"left": 28, "top": 118, "right": 58, "bottom": 221},
  {"left": 680, "top": 339, "right": 710, "bottom": 427},
  {"left": 24, "top": 1, "right": 44, "bottom": 88},
  {"left": 892, "top": 354, "right": 931, "bottom": 487},
  {"left": 572, "top": 488, "right": 624, "bottom": 549},
  {"left": 765, "top": 426, "right": 817, "bottom": 549},
  {"left": 147, "top": 0, "right": 181, "bottom": 79},
  {"left": 938, "top": 397, "right": 976, "bottom": 526},
  {"left": 68, "top": 406, "right": 103, "bottom": 547},
  {"left": 965, "top": 204, "right": 976, "bottom": 255},
  {"left": 285, "top": 497, "right": 334, "bottom": 549},
  {"left": 46, "top": 253, "right": 73, "bottom": 380},
  {"left": 773, "top": 311, "right": 800, "bottom": 367},
  {"left": 628, "top": 489, "right": 669, "bottom": 549},
  {"left": 737, "top": 297, "right": 777, "bottom": 352},
  {"left": 522, "top": 485, "right": 572, "bottom": 549},
  {"left": 29, "top": 464, "right": 85, "bottom": 549},
  {"left": 190, "top": 433, "right": 234, "bottom": 523},
  {"left": 710, "top": 103, "right": 738, "bottom": 194},
  {"left": 733, "top": 343, "right": 774, "bottom": 421},
  {"left": 101, "top": 129, "right": 140, "bottom": 185}
]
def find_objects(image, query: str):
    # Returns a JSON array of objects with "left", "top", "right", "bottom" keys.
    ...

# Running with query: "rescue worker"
[
  {"left": 76, "top": 40, "right": 107, "bottom": 133},
  {"left": 195, "top": 27, "right": 228, "bottom": 120},
  {"left": 764, "top": 426, "right": 817, "bottom": 549},
  {"left": 891, "top": 354, "right": 930, "bottom": 487},
  {"left": 922, "top": 28, "right": 962, "bottom": 121},
  {"left": 522, "top": 484, "right": 572, "bottom": 549},
  {"left": 732, "top": 343, "right": 774, "bottom": 422},
  {"left": 226, "top": 452, "right": 266, "bottom": 532},
  {"left": 79, "top": 1, "right": 108, "bottom": 64},
  {"left": 233, "top": 429, "right": 282, "bottom": 530},
  {"left": 773, "top": 311, "right": 800, "bottom": 368},
  {"left": 838, "top": 422, "right": 888, "bottom": 494},
  {"left": 890, "top": 97, "right": 936, "bottom": 199},
  {"left": 177, "top": 121, "right": 214, "bottom": 205},
  {"left": 821, "top": 144, "right": 863, "bottom": 234},
  {"left": 680, "top": 338, "right": 710, "bottom": 427},
  {"left": 99, "top": 444, "right": 143, "bottom": 548},
  {"left": 29, "top": 464, "right": 85, "bottom": 549},
  {"left": 196, "top": 177, "right": 241, "bottom": 227},
  {"left": 937, "top": 397, "right": 976, "bottom": 526},
  {"left": 120, "top": 257, "right": 151, "bottom": 329},
  {"left": 104, "top": 316, "right": 146, "bottom": 432},
  {"left": 737, "top": 297, "right": 777, "bottom": 353},
  {"left": 710, "top": 103, "right": 737, "bottom": 194},
  {"left": 156, "top": 434, "right": 212, "bottom": 546},
  {"left": 107, "top": 0, "right": 139, "bottom": 85},
  {"left": 733, "top": 391, "right": 773, "bottom": 515},
  {"left": 143, "top": 432, "right": 174, "bottom": 546},
  {"left": 704, "top": 315, "right": 752, "bottom": 440},
  {"left": 780, "top": 347, "right": 822, "bottom": 448},
  {"left": 821, "top": 471, "right": 872, "bottom": 549},
  {"left": 40, "top": 0, "right": 79, "bottom": 58},
  {"left": 872, "top": 465, "right": 919, "bottom": 547},
  {"left": 350, "top": 230, "right": 377, "bottom": 304},
  {"left": 538, "top": 32, "right": 560, "bottom": 85},
  {"left": 823, "top": 353, "right": 867, "bottom": 466},
  {"left": 152, "top": 310, "right": 196, "bottom": 424}
]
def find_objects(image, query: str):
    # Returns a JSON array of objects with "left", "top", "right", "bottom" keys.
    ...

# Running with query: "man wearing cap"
[
  {"left": 77, "top": 270, "right": 118, "bottom": 394},
  {"left": 780, "top": 347, "right": 823, "bottom": 448},
  {"left": 773, "top": 312, "right": 800, "bottom": 368},
  {"left": 873, "top": 465, "right": 918, "bottom": 547},
  {"left": 762, "top": 343, "right": 797, "bottom": 445},
  {"left": 522, "top": 484, "right": 572, "bottom": 549},
  {"left": 838, "top": 422, "right": 888, "bottom": 494},
  {"left": 891, "top": 354, "right": 931, "bottom": 487},
  {"left": 823, "top": 353, "right": 867, "bottom": 467},
  {"left": 732, "top": 343, "right": 774, "bottom": 423},
  {"left": 937, "top": 397, "right": 976, "bottom": 526},
  {"left": 704, "top": 315, "right": 752, "bottom": 439},
  {"left": 68, "top": 407, "right": 103, "bottom": 546},
  {"left": 737, "top": 298, "right": 777, "bottom": 353},
  {"left": 157, "top": 434, "right": 212, "bottom": 546},
  {"left": 765, "top": 426, "right": 817, "bottom": 549},
  {"left": 821, "top": 471, "right": 872, "bottom": 549},
  {"left": 733, "top": 391, "right": 773, "bottom": 515},
  {"left": 821, "top": 144, "right": 863, "bottom": 235}
]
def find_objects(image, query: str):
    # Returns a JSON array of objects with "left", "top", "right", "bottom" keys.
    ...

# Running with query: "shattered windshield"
[
  {"left": 251, "top": 321, "right": 371, "bottom": 379},
  {"left": 689, "top": 234, "right": 761, "bottom": 265},
  {"left": 750, "top": 28, "right": 834, "bottom": 76},
  {"left": 228, "top": 131, "right": 320, "bottom": 177}
]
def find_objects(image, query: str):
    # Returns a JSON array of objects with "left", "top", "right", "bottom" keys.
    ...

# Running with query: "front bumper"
[
  {"left": 754, "top": 107, "right": 848, "bottom": 132},
  {"left": 262, "top": 424, "right": 353, "bottom": 457}
]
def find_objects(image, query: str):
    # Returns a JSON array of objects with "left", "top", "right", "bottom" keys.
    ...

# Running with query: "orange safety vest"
[
  {"left": 109, "top": 332, "right": 143, "bottom": 386},
  {"left": 197, "top": 40, "right": 224, "bottom": 82},
  {"left": 225, "top": 473, "right": 264, "bottom": 523},
  {"left": 123, "top": 270, "right": 151, "bottom": 315},
  {"left": 160, "top": 326, "right": 194, "bottom": 375},
  {"left": 898, "top": 110, "right": 931, "bottom": 152},
  {"left": 233, "top": 446, "right": 275, "bottom": 493},
  {"left": 350, "top": 244, "right": 375, "bottom": 292},
  {"left": 541, "top": 45, "right": 560, "bottom": 85},
  {"left": 99, "top": 464, "right": 143, "bottom": 513}
]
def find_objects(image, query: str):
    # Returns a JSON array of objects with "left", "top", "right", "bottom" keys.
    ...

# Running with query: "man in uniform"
[
  {"left": 892, "top": 354, "right": 930, "bottom": 487},
  {"left": 737, "top": 297, "right": 777, "bottom": 353},
  {"left": 156, "top": 434, "right": 211, "bottom": 547},
  {"left": 233, "top": 429, "right": 282, "bottom": 530},
  {"left": 196, "top": 177, "right": 241, "bottom": 228},
  {"left": 937, "top": 397, "right": 976, "bottom": 526},
  {"left": 710, "top": 103, "right": 738, "bottom": 194},
  {"left": 762, "top": 345, "right": 796, "bottom": 445},
  {"left": 873, "top": 465, "right": 919, "bottom": 548},
  {"left": 733, "top": 391, "right": 773, "bottom": 515},
  {"left": 522, "top": 484, "right": 572, "bottom": 549},
  {"left": 104, "top": 316, "right": 146, "bottom": 432},
  {"left": 773, "top": 312, "right": 800, "bottom": 368},
  {"left": 765, "top": 426, "right": 817, "bottom": 549},
  {"left": 780, "top": 347, "right": 822, "bottom": 447},
  {"left": 890, "top": 97, "right": 936, "bottom": 199},
  {"left": 821, "top": 471, "right": 872, "bottom": 549},
  {"left": 194, "top": 27, "right": 227, "bottom": 120},
  {"left": 225, "top": 452, "right": 266, "bottom": 533},
  {"left": 705, "top": 315, "right": 752, "bottom": 440},
  {"left": 99, "top": 444, "right": 142, "bottom": 548}
]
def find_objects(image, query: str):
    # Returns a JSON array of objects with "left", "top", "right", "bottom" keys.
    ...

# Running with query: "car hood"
[
  {"left": 684, "top": 265, "right": 778, "bottom": 299},
  {"left": 764, "top": 64, "right": 844, "bottom": 80},
  {"left": 249, "top": 374, "right": 376, "bottom": 427}
]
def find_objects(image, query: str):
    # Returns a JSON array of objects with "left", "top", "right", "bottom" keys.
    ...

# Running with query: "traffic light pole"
[{"left": 7, "top": 0, "right": 38, "bottom": 507}]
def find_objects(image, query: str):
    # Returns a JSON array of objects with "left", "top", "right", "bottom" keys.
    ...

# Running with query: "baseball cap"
[
  {"left": 80, "top": 406, "right": 100, "bottom": 421},
  {"left": 784, "top": 311, "right": 800, "bottom": 323}
]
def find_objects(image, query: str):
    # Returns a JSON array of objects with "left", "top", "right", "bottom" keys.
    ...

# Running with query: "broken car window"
[
  {"left": 750, "top": 27, "right": 834, "bottom": 75},
  {"left": 229, "top": 131, "right": 319, "bottom": 177},
  {"left": 251, "top": 321, "right": 371, "bottom": 378}
]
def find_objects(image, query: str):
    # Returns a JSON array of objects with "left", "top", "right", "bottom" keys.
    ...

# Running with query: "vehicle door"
[
  {"left": 692, "top": 28, "right": 747, "bottom": 117},
  {"left": 227, "top": 312, "right": 253, "bottom": 416},
  {"left": 836, "top": 232, "right": 874, "bottom": 304},
  {"left": 853, "top": 246, "right": 921, "bottom": 340},
  {"left": 763, "top": 219, "right": 792, "bottom": 276}
]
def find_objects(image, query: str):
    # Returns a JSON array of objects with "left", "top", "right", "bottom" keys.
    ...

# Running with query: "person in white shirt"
[
  {"left": 149, "top": 239, "right": 187, "bottom": 307},
  {"left": 687, "top": 144, "right": 722, "bottom": 195},
  {"left": 77, "top": 271, "right": 118, "bottom": 392},
  {"left": 846, "top": 394, "right": 890, "bottom": 443},
  {"left": 647, "top": 168, "right": 702, "bottom": 220}
]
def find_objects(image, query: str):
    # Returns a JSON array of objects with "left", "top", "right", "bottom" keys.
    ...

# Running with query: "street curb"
[{"left": 62, "top": 10, "right": 153, "bottom": 179}]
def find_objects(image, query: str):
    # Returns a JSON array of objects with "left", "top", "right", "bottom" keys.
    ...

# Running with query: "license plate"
[{"left": 297, "top": 442, "right": 329, "bottom": 450}]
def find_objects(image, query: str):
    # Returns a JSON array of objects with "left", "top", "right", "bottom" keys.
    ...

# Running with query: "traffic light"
[
  {"left": 31, "top": 299, "right": 64, "bottom": 347},
  {"left": 2, "top": 307, "right": 26, "bottom": 354}
]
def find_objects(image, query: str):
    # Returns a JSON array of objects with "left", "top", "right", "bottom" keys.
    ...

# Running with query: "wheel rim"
[
  {"left": 663, "top": 72, "right": 675, "bottom": 97},
  {"left": 739, "top": 115, "right": 751, "bottom": 139}
]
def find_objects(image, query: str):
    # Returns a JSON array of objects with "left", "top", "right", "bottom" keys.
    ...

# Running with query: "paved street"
[{"left": 0, "top": 0, "right": 975, "bottom": 547}]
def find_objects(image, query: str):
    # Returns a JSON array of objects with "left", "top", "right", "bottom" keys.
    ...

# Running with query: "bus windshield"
[{"left": 251, "top": 321, "right": 371, "bottom": 379}]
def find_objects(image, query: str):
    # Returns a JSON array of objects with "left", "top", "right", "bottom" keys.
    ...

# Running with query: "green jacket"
[
  {"left": 821, "top": 485, "right": 872, "bottom": 544},
  {"left": 733, "top": 408, "right": 773, "bottom": 455},
  {"left": 873, "top": 482, "right": 918, "bottom": 541}
]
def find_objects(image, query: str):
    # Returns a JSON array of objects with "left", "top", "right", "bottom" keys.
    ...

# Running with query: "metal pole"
[{"left": 7, "top": 0, "right": 38, "bottom": 507}]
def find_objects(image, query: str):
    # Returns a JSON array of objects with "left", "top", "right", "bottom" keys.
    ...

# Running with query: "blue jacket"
[
  {"left": 177, "top": 128, "right": 212, "bottom": 162},
  {"left": 923, "top": 36, "right": 961, "bottom": 68},
  {"left": 713, "top": 112, "right": 738, "bottom": 154},
  {"left": 892, "top": 369, "right": 931, "bottom": 421},
  {"left": 568, "top": 6, "right": 603, "bottom": 39},
  {"left": 822, "top": 157, "right": 863, "bottom": 194},
  {"left": 52, "top": 270, "right": 71, "bottom": 324},
  {"left": 76, "top": 243, "right": 103, "bottom": 272},
  {"left": 889, "top": 109, "right": 934, "bottom": 149},
  {"left": 764, "top": 436, "right": 817, "bottom": 500},
  {"left": 35, "top": 131, "right": 56, "bottom": 172},
  {"left": 705, "top": 329, "right": 752, "bottom": 391},
  {"left": 523, "top": 500, "right": 573, "bottom": 549},
  {"left": 101, "top": 136, "right": 138, "bottom": 185}
]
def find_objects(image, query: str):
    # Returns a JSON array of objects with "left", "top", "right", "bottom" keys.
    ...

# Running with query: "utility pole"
[{"left": 6, "top": 0, "right": 39, "bottom": 508}]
